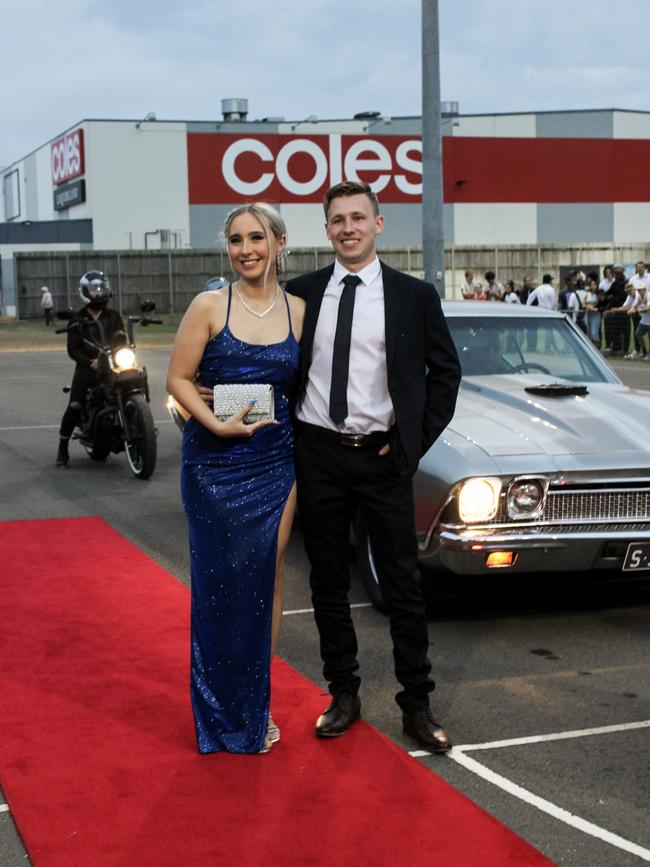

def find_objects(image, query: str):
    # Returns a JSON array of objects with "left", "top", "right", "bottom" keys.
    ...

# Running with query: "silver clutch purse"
[{"left": 213, "top": 383, "right": 275, "bottom": 424}]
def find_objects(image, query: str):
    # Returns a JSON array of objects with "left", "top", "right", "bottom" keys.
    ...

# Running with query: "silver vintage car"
[{"left": 357, "top": 301, "right": 650, "bottom": 608}]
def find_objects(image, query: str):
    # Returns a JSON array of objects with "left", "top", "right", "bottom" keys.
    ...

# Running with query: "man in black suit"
[{"left": 286, "top": 181, "right": 461, "bottom": 752}]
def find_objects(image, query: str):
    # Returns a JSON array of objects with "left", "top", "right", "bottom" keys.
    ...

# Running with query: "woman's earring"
[{"left": 276, "top": 250, "right": 286, "bottom": 275}]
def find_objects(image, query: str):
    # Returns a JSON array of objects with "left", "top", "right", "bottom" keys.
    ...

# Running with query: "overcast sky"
[{"left": 2, "top": 0, "right": 650, "bottom": 168}]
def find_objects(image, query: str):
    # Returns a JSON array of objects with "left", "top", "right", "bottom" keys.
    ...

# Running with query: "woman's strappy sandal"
[
  {"left": 258, "top": 713, "right": 281, "bottom": 754},
  {"left": 267, "top": 713, "right": 281, "bottom": 745}
]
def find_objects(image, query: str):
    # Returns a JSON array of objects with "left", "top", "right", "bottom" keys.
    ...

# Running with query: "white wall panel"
[
  {"left": 35, "top": 145, "right": 55, "bottom": 219},
  {"left": 280, "top": 203, "right": 328, "bottom": 248},
  {"left": 451, "top": 114, "right": 536, "bottom": 138},
  {"left": 454, "top": 203, "right": 537, "bottom": 245},
  {"left": 277, "top": 121, "right": 368, "bottom": 135},
  {"left": 613, "top": 111, "right": 650, "bottom": 139},
  {"left": 85, "top": 121, "right": 190, "bottom": 249},
  {"left": 613, "top": 203, "right": 650, "bottom": 243}
]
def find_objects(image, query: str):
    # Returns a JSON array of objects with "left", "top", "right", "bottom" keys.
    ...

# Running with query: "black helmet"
[{"left": 79, "top": 270, "right": 111, "bottom": 309}]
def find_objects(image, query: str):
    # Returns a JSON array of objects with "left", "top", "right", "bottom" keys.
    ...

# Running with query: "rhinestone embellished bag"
[{"left": 213, "top": 383, "right": 275, "bottom": 424}]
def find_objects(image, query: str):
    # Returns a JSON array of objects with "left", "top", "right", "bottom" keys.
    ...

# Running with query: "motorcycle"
[{"left": 56, "top": 301, "right": 162, "bottom": 479}]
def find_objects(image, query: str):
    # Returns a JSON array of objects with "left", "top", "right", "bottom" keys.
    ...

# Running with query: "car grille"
[{"left": 488, "top": 485, "right": 650, "bottom": 528}]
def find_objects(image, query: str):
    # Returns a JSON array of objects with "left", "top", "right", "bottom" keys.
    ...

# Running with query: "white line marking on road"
[
  {"left": 454, "top": 719, "right": 650, "bottom": 752},
  {"left": 0, "top": 420, "right": 173, "bottom": 432},
  {"left": 409, "top": 720, "right": 650, "bottom": 862},
  {"left": 449, "top": 748, "right": 650, "bottom": 862},
  {"left": 0, "top": 804, "right": 8, "bottom": 813},
  {"left": 0, "top": 424, "right": 60, "bottom": 431},
  {"left": 283, "top": 602, "right": 373, "bottom": 616}
]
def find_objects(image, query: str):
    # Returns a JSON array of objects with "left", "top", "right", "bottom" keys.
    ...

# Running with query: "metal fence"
[{"left": 14, "top": 242, "right": 650, "bottom": 319}]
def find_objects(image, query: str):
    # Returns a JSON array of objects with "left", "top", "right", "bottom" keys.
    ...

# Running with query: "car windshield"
[{"left": 448, "top": 316, "right": 613, "bottom": 383}]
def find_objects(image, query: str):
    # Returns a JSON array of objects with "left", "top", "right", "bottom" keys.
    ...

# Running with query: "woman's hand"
[
  {"left": 212, "top": 402, "right": 277, "bottom": 438},
  {"left": 196, "top": 383, "right": 213, "bottom": 404}
]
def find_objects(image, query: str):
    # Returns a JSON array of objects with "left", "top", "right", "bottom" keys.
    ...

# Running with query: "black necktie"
[{"left": 329, "top": 274, "right": 361, "bottom": 424}]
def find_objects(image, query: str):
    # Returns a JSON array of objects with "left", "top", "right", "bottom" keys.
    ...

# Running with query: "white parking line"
[
  {"left": 449, "top": 749, "right": 650, "bottom": 862},
  {"left": 283, "top": 603, "right": 373, "bottom": 616},
  {"left": 410, "top": 719, "right": 650, "bottom": 862},
  {"left": 0, "top": 421, "right": 173, "bottom": 432},
  {"left": 0, "top": 424, "right": 61, "bottom": 431},
  {"left": 0, "top": 804, "right": 8, "bottom": 813},
  {"left": 454, "top": 718, "right": 650, "bottom": 752}
]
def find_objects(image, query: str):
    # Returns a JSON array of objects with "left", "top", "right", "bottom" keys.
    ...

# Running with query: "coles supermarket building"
[{"left": 2, "top": 98, "right": 650, "bottom": 313}]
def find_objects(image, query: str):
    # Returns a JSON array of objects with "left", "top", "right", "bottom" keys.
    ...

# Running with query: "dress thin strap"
[
  {"left": 282, "top": 289, "right": 294, "bottom": 336},
  {"left": 225, "top": 283, "right": 233, "bottom": 327}
]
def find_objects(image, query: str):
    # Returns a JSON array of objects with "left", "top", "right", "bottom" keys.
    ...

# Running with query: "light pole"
[{"left": 421, "top": 0, "right": 445, "bottom": 295}]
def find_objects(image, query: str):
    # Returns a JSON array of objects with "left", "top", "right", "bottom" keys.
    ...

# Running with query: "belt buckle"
[{"left": 341, "top": 433, "right": 366, "bottom": 448}]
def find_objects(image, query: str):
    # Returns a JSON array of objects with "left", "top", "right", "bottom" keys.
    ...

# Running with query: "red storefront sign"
[
  {"left": 188, "top": 133, "right": 422, "bottom": 204},
  {"left": 188, "top": 132, "right": 650, "bottom": 205},
  {"left": 51, "top": 129, "right": 85, "bottom": 186}
]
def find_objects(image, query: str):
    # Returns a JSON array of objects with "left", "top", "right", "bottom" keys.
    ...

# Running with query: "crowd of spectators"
[{"left": 458, "top": 263, "right": 650, "bottom": 359}]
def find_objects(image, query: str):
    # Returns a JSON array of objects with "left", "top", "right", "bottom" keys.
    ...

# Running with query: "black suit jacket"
[{"left": 286, "top": 261, "right": 461, "bottom": 475}]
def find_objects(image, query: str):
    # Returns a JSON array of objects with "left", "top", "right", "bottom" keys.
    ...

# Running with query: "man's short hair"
[
  {"left": 485, "top": 271, "right": 495, "bottom": 281},
  {"left": 542, "top": 273, "right": 553, "bottom": 284},
  {"left": 323, "top": 181, "right": 379, "bottom": 219}
]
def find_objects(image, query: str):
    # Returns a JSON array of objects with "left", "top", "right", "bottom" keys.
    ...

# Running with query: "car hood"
[{"left": 450, "top": 375, "right": 650, "bottom": 457}]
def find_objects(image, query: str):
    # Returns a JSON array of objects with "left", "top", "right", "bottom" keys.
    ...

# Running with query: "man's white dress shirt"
[{"left": 296, "top": 258, "right": 394, "bottom": 433}]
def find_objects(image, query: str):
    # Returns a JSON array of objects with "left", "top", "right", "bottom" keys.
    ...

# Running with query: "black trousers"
[
  {"left": 59, "top": 365, "right": 97, "bottom": 439},
  {"left": 295, "top": 425, "right": 434, "bottom": 714},
  {"left": 604, "top": 312, "right": 631, "bottom": 353}
]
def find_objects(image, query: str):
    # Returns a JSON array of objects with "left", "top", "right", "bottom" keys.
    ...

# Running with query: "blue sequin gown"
[{"left": 181, "top": 287, "right": 299, "bottom": 754}]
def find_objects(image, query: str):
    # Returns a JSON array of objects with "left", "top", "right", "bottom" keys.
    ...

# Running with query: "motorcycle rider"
[{"left": 56, "top": 271, "right": 125, "bottom": 467}]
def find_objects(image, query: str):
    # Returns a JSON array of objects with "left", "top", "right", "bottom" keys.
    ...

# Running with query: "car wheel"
[{"left": 356, "top": 516, "right": 446, "bottom": 614}]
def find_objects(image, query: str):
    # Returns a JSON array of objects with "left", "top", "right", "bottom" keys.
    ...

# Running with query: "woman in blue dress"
[{"left": 167, "top": 204, "right": 304, "bottom": 754}]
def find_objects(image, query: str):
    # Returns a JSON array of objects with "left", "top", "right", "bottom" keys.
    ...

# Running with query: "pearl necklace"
[{"left": 234, "top": 283, "right": 281, "bottom": 319}]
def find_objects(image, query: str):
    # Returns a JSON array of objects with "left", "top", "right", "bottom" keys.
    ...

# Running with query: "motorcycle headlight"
[
  {"left": 458, "top": 477, "right": 502, "bottom": 523},
  {"left": 506, "top": 477, "right": 547, "bottom": 519},
  {"left": 113, "top": 347, "right": 137, "bottom": 371}
]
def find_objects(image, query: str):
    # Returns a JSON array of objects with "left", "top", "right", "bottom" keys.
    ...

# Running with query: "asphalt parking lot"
[{"left": 1, "top": 330, "right": 649, "bottom": 866}]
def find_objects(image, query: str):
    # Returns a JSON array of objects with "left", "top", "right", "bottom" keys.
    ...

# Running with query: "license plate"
[{"left": 622, "top": 542, "right": 650, "bottom": 571}]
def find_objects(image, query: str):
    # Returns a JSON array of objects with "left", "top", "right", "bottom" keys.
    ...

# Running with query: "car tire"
[{"left": 356, "top": 516, "right": 444, "bottom": 614}]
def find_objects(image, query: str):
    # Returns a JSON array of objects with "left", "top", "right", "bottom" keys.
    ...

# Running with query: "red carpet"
[{"left": 0, "top": 517, "right": 555, "bottom": 866}]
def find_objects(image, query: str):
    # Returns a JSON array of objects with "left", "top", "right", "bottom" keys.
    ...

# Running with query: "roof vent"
[
  {"left": 221, "top": 98, "right": 249, "bottom": 122},
  {"left": 354, "top": 110, "right": 381, "bottom": 120},
  {"left": 441, "top": 101, "right": 459, "bottom": 115}
]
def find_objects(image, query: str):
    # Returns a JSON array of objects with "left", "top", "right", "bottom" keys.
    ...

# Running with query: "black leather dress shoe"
[
  {"left": 315, "top": 693, "right": 361, "bottom": 738},
  {"left": 402, "top": 708, "right": 452, "bottom": 753}
]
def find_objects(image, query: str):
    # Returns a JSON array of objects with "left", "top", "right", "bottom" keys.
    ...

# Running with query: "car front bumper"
[{"left": 421, "top": 524, "right": 650, "bottom": 575}]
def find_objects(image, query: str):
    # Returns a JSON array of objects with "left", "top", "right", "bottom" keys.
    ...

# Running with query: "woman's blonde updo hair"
[{"left": 224, "top": 202, "right": 287, "bottom": 285}]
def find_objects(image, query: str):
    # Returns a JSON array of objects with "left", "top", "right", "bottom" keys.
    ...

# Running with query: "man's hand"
[{"left": 378, "top": 443, "right": 391, "bottom": 456}]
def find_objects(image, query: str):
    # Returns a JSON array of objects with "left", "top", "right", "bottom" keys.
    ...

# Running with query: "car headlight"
[
  {"left": 458, "top": 477, "right": 502, "bottom": 523},
  {"left": 113, "top": 347, "right": 137, "bottom": 371},
  {"left": 506, "top": 477, "right": 547, "bottom": 519}
]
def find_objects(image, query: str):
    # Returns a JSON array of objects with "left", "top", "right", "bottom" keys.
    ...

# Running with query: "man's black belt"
[{"left": 297, "top": 420, "right": 391, "bottom": 449}]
